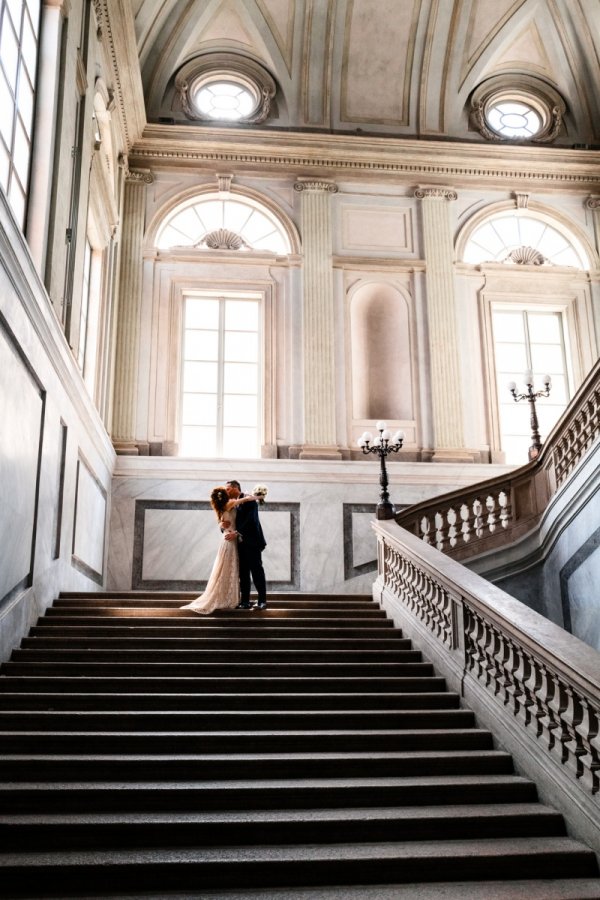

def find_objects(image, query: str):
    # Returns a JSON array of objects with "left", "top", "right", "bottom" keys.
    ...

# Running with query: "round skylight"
[
  {"left": 485, "top": 100, "right": 542, "bottom": 139},
  {"left": 191, "top": 77, "right": 259, "bottom": 121}
]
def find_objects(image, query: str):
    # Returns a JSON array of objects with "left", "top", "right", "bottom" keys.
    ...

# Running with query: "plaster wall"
[{"left": 0, "top": 194, "right": 114, "bottom": 663}]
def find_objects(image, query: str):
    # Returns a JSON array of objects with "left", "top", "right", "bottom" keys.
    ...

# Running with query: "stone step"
[
  {"left": 41, "top": 610, "right": 394, "bottom": 624},
  {"left": 0, "top": 728, "right": 492, "bottom": 754},
  {"left": 0, "top": 774, "right": 539, "bottom": 813},
  {"left": 33, "top": 621, "right": 398, "bottom": 636},
  {"left": 58, "top": 592, "right": 373, "bottom": 603},
  {"left": 0, "top": 749, "right": 513, "bottom": 780},
  {"left": 0, "top": 837, "right": 595, "bottom": 895},
  {"left": 1, "top": 661, "right": 435, "bottom": 677},
  {"left": 10, "top": 648, "right": 422, "bottom": 663},
  {"left": 20, "top": 636, "right": 412, "bottom": 650},
  {"left": 0, "top": 691, "right": 459, "bottom": 711},
  {"left": 0, "top": 675, "right": 447, "bottom": 694},
  {"left": 96, "top": 880, "right": 600, "bottom": 899},
  {"left": 0, "top": 709, "right": 474, "bottom": 731},
  {"left": 53, "top": 599, "right": 381, "bottom": 611},
  {"left": 0, "top": 804, "right": 565, "bottom": 851},
  {"left": 30, "top": 624, "right": 400, "bottom": 638}
]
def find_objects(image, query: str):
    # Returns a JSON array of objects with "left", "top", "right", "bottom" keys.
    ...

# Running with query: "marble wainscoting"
[{"left": 109, "top": 458, "right": 512, "bottom": 594}]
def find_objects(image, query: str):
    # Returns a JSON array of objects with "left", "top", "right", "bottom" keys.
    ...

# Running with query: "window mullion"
[{"left": 216, "top": 297, "right": 226, "bottom": 456}]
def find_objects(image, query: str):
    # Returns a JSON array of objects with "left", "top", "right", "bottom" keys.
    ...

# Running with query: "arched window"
[
  {"left": 156, "top": 194, "right": 291, "bottom": 255},
  {"left": 461, "top": 210, "right": 591, "bottom": 464},
  {"left": 463, "top": 212, "right": 588, "bottom": 269}
]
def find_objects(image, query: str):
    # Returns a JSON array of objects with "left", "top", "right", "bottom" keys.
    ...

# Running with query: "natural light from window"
[
  {"left": 493, "top": 309, "right": 570, "bottom": 464},
  {"left": 180, "top": 294, "right": 261, "bottom": 459},
  {"left": 157, "top": 196, "right": 290, "bottom": 255},
  {"left": 464, "top": 214, "right": 587, "bottom": 268}
]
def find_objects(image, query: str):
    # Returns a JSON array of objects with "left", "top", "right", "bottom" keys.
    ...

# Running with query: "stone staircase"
[{"left": 0, "top": 591, "right": 599, "bottom": 898}]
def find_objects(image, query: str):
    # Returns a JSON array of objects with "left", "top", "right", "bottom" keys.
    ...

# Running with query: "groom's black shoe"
[
  {"left": 256, "top": 600, "right": 267, "bottom": 609},
  {"left": 237, "top": 602, "right": 252, "bottom": 609}
]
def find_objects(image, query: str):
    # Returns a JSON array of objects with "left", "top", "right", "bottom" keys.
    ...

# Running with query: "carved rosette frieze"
[{"left": 414, "top": 185, "right": 464, "bottom": 452}]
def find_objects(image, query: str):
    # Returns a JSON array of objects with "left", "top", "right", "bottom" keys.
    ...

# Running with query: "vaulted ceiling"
[{"left": 128, "top": 0, "right": 600, "bottom": 147}]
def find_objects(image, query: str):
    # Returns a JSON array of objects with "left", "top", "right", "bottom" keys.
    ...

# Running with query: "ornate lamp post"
[
  {"left": 508, "top": 370, "right": 552, "bottom": 461},
  {"left": 358, "top": 421, "right": 404, "bottom": 519}
]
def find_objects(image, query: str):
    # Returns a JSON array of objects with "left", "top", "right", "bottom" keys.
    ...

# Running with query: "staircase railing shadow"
[
  {"left": 396, "top": 357, "right": 600, "bottom": 561},
  {"left": 372, "top": 517, "right": 600, "bottom": 857}
]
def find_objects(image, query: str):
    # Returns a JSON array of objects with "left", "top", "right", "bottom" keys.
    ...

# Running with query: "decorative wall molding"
[
  {"left": 132, "top": 500, "right": 301, "bottom": 592},
  {"left": 414, "top": 186, "right": 458, "bottom": 201},
  {"left": 129, "top": 128, "right": 600, "bottom": 188}
]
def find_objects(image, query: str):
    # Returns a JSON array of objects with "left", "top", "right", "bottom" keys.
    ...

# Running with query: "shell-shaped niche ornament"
[
  {"left": 504, "top": 245, "right": 549, "bottom": 266},
  {"left": 201, "top": 228, "right": 246, "bottom": 250}
]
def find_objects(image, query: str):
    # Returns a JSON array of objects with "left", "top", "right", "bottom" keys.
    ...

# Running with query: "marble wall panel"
[
  {"left": 72, "top": 453, "right": 107, "bottom": 584},
  {"left": 564, "top": 543, "right": 600, "bottom": 651},
  {"left": 132, "top": 499, "right": 300, "bottom": 591},
  {"left": 0, "top": 314, "right": 44, "bottom": 605}
]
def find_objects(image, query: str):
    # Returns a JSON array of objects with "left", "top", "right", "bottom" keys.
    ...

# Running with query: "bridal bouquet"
[{"left": 253, "top": 484, "right": 268, "bottom": 505}]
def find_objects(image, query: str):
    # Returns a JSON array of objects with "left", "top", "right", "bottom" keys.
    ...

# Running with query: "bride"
[{"left": 181, "top": 486, "right": 257, "bottom": 615}]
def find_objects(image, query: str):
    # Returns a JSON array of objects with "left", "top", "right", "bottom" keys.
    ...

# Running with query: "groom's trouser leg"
[
  {"left": 238, "top": 545, "right": 252, "bottom": 604},
  {"left": 249, "top": 550, "right": 267, "bottom": 602}
]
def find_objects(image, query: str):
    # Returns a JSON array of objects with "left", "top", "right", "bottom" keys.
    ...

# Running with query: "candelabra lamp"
[
  {"left": 357, "top": 421, "right": 404, "bottom": 519},
  {"left": 508, "top": 370, "right": 552, "bottom": 461}
]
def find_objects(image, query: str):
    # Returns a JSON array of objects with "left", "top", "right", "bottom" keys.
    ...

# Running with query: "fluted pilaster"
[
  {"left": 415, "top": 186, "right": 465, "bottom": 457},
  {"left": 112, "top": 169, "right": 151, "bottom": 453},
  {"left": 294, "top": 180, "right": 341, "bottom": 458}
]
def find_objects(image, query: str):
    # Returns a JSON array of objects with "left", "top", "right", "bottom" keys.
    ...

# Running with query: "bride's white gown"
[{"left": 181, "top": 510, "right": 239, "bottom": 615}]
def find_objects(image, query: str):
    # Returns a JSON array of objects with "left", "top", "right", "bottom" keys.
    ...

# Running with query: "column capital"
[
  {"left": 585, "top": 195, "right": 600, "bottom": 210},
  {"left": 119, "top": 155, "right": 153, "bottom": 185},
  {"left": 294, "top": 179, "right": 338, "bottom": 194},
  {"left": 414, "top": 185, "right": 457, "bottom": 201}
]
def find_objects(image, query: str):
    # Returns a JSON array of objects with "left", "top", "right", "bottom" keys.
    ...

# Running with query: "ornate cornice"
[
  {"left": 414, "top": 186, "right": 457, "bottom": 200},
  {"left": 128, "top": 127, "right": 600, "bottom": 189},
  {"left": 294, "top": 180, "right": 338, "bottom": 193},
  {"left": 92, "top": 0, "right": 145, "bottom": 151}
]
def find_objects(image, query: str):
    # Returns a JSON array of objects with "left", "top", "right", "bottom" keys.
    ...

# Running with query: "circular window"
[
  {"left": 191, "top": 76, "right": 260, "bottom": 121},
  {"left": 485, "top": 100, "right": 542, "bottom": 139},
  {"left": 176, "top": 54, "right": 276, "bottom": 125},
  {"left": 470, "top": 76, "right": 565, "bottom": 144}
]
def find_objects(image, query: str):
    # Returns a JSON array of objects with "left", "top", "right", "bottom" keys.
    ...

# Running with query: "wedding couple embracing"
[{"left": 182, "top": 480, "right": 268, "bottom": 615}]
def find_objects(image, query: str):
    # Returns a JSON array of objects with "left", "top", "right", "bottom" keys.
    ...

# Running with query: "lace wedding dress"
[{"left": 181, "top": 509, "right": 240, "bottom": 614}]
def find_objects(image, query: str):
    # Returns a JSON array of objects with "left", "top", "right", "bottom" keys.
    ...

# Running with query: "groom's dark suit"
[{"left": 236, "top": 495, "right": 267, "bottom": 607}]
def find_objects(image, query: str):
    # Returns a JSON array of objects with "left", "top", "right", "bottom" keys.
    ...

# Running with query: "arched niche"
[{"left": 350, "top": 282, "right": 413, "bottom": 421}]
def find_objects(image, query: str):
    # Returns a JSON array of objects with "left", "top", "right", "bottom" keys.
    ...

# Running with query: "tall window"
[
  {"left": 180, "top": 294, "right": 261, "bottom": 458},
  {"left": 0, "top": 0, "right": 39, "bottom": 228},
  {"left": 77, "top": 240, "right": 92, "bottom": 372},
  {"left": 493, "top": 309, "right": 570, "bottom": 464}
]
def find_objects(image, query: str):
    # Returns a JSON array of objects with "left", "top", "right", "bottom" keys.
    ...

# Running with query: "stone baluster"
[
  {"left": 112, "top": 168, "right": 152, "bottom": 454},
  {"left": 294, "top": 179, "right": 341, "bottom": 459}
]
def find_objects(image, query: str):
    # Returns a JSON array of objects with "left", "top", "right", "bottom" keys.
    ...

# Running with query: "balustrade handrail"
[
  {"left": 373, "top": 519, "right": 600, "bottom": 812},
  {"left": 396, "top": 357, "right": 600, "bottom": 560}
]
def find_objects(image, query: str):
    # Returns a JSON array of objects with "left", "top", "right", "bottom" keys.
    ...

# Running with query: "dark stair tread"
[
  {"left": 0, "top": 836, "right": 594, "bottom": 866},
  {"left": 0, "top": 802, "right": 561, "bottom": 825}
]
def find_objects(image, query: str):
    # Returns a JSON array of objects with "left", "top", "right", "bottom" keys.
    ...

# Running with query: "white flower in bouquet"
[{"left": 253, "top": 484, "right": 268, "bottom": 504}]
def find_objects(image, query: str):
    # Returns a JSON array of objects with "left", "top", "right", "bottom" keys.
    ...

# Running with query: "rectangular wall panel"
[
  {"left": 0, "top": 313, "right": 45, "bottom": 605},
  {"left": 72, "top": 452, "right": 107, "bottom": 584}
]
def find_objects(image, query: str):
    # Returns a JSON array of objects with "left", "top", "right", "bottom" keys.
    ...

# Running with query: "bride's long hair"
[{"left": 210, "top": 486, "right": 229, "bottom": 520}]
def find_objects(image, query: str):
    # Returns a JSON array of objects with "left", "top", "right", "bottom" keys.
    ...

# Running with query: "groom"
[{"left": 225, "top": 479, "right": 267, "bottom": 609}]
